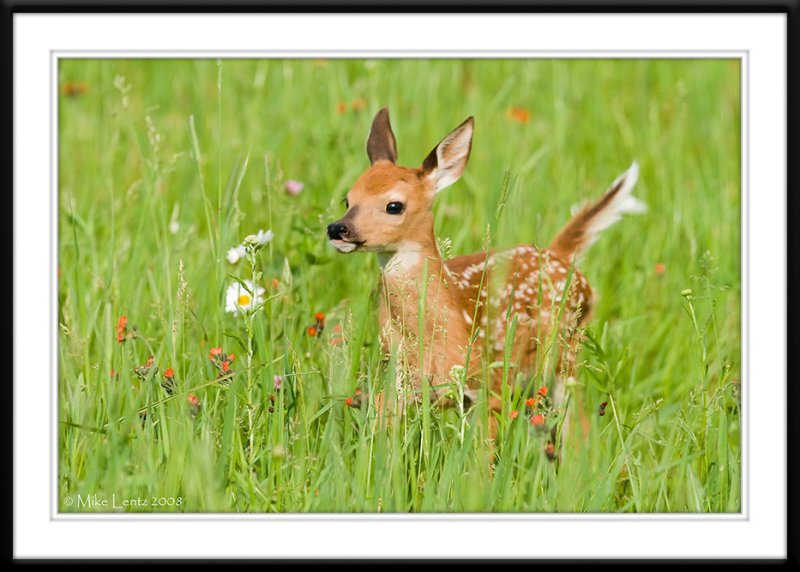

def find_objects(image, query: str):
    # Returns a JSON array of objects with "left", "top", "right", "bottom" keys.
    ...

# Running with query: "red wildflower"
[
  {"left": 221, "top": 361, "right": 230, "bottom": 373},
  {"left": 209, "top": 347, "right": 223, "bottom": 360},
  {"left": 525, "top": 397, "right": 535, "bottom": 407},
  {"left": 315, "top": 312, "right": 326, "bottom": 323},
  {"left": 355, "top": 388, "right": 362, "bottom": 396},
  {"left": 187, "top": 393, "right": 201, "bottom": 417},
  {"left": 345, "top": 397, "right": 354, "bottom": 407},
  {"left": 116, "top": 315, "right": 128, "bottom": 343},
  {"left": 336, "top": 101, "right": 347, "bottom": 114},
  {"left": 510, "top": 410, "right": 519, "bottom": 420},
  {"left": 544, "top": 441, "right": 556, "bottom": 461},
  {"left": 133, "top": 356, "right": 157, "bottom": 382},
  {"left": 538, "top": 386, "right": 548, "bottom": 398},
  {"left": 163, "top": 368, "right": 174, "bottom": 379},
  {"left": 227, "top": 353, "right": 235, "bottom": 362},
  {"left": 531, "top": 414, "right": 546, "bottom": 427},
  {"left": 307, "top": 325, "right": 318, "bottom": 337},
  {"left": 655, "top": 263, "right": 666, "bottom": 275}
]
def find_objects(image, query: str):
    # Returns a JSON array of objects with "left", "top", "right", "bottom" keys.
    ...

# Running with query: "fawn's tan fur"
[{"left": 328, "top": 108, "right": 643, "bottom": 443}]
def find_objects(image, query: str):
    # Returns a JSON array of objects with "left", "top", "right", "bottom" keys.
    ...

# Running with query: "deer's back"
[{"left": 445, "top": 244, "right": 594, "bottom": 361}]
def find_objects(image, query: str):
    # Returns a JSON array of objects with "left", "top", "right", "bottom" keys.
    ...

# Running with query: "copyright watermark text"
[{"left": 63, "top": 493, "right": 185, "bottom": 510}]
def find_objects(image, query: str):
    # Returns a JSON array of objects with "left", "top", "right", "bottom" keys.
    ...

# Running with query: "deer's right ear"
[
  {"left": 419, "top": 116, "right": 474, "bottom": 194},
  {"left": 366, "top": 107, "right": 398, "bottom": 165}
]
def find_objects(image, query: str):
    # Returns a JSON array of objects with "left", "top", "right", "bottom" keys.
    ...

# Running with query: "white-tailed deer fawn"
[{"left": 327, "top": 108, "right": 644, "bottom": 451}]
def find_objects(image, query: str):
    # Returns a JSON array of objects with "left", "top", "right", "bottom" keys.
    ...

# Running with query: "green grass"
[{"left": 57, "top": 58, "right": 741, "bottom": 513}]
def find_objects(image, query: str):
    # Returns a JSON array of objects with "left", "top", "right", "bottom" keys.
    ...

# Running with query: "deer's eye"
[
  {"left": 386, "top": 202, "right": 404, "bottom": 215},
  {"left": 342, "top": 197, "right": 349, "bottom": 209}
]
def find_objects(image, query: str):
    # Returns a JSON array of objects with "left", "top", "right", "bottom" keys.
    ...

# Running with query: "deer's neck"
[
  {"left": 377, "top": 238, "right": 459, "bottom": 329},
  {"left": 377, "top": 240, "right": 444, "bottom": 278}
]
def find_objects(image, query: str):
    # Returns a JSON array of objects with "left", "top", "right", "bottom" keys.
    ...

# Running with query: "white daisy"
[
  {"left": 254, "top": 229, "right": 274, "bottom": 246},
  {"left": 228, "top": 229, "right": 274, "bottom": 264},
  {"left": 226, "top": 245, "right": 246, "bottom": 264},
  {"left": 225, "top": 279, "right": 265, "bottom": 315}
]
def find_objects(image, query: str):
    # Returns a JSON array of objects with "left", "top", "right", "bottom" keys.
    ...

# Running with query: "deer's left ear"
[
  {"left": 420, "top": 117, "right": 474, "bottom": 193},
  {"left": 367, "top": 107, "right": 398, "bottom": 165}
]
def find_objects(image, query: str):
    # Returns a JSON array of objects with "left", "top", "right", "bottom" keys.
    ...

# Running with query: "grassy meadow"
[{"left": 58, "top": 58, "right": 741, "bottom": 513}]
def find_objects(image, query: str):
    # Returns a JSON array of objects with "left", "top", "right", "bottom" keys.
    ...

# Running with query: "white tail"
[{"left": 550, "top": 162, "right": 645, "bottom": 259}]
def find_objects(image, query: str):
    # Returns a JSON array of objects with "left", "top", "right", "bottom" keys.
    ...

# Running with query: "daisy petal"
[
  {"left": 226, "top": 245, "right": 246, "bottom": 264},
  {"left": 255, "top": 229, "right": 274, "bottom": 246}
]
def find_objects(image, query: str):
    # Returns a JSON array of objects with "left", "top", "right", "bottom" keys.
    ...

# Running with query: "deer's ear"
[
  {"left": 420, "top": 117, "right": 474, "bottom": 193},
  {"left": 366, "top": 107, "right": 398, "bottom": 164}
]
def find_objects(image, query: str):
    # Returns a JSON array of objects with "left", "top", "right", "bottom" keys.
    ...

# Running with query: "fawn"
[{"left": 327, "top": 108, "right": 644, "bottom": 448}]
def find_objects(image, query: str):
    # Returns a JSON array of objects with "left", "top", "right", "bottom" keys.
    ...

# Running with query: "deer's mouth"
[{"left": 330, "top": 238, "right": 365, "bottom": 253}]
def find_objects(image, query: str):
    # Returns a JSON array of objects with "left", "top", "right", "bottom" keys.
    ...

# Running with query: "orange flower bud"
[
  {"left": 351, "top": 97, "right": 367, "bottom": 111},
  {"left": 507, "top": 107, "right": 531, "bottom": 124}
]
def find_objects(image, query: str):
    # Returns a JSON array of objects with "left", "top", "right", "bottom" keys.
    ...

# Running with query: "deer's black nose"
[{"left": 327, "top": 222, "right": 350, "bottom": 240}]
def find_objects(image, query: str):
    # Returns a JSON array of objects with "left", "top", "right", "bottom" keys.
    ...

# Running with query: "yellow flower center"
[{"left": 238, "top": 294, "right": 251, "bottom": 306}]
